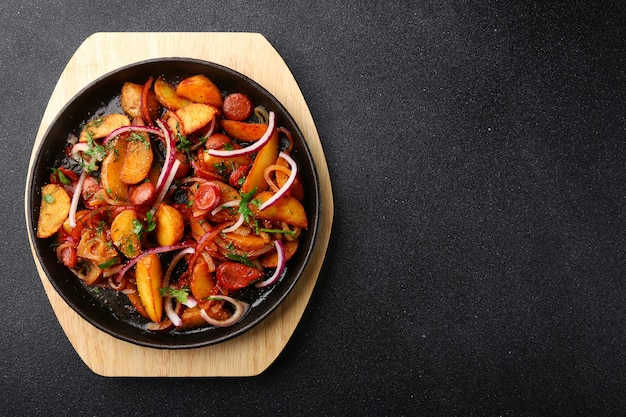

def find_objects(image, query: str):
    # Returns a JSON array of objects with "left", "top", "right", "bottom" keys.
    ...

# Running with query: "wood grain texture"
[{"left": 25, "top": 32, "right": 333, "bottom": 377}]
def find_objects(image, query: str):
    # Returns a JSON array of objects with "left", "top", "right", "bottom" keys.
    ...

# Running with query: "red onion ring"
[
  {"left": 102, "top": 125, "right": 164, "bottom": 145},
  {"left": 151, "top": 159, "right": 181, "bottom": 213},
  {"left": 221, "top": 213, "right": 245, "bottom": 233},
  {"left": 258, "top": 151, "right": 297, "bottom": 210},
  {"left": 200, "top": 295, "right": 250, "bottom": 327},
  {"left": 68, "top": 171, "right": 87, "bottom": 228},
  {"left": 154, "top": 119, "right": 176, "bottom": 194},
  {"left": 163, "top": 247, "right": 195, "bottom": 288},
  {"left": 211, "top": 199, "right": 240, "bottom": 216},
  {"left": 115, "top": 242, "right": 195, "bottom": 284},
  {"left": 255, "top": 240, "right": 286, "bottom": 288},
  {"left": 206, "top": 111, "right": 275, "bottom": 157},
  {"left": 164, "top": 295, "right": 182, "bottom": 327}
]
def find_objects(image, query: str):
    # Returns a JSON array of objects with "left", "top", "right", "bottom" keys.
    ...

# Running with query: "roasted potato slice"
[
  {"left": 110, "top": 209, "right": 142, "bottom": 258},
  {"left": 221, "top": 119, "right": 269, "bottom": 142},
  {"left": 154, "top": 204, "right": 184, "bottom": 246},
  {"left": 100, "top": 138, "right": 129, "bottom": 202},
  {"left": 135, "top": 253, "right": 164, "bottom": 323},
  {"left": 240, "top": 130, "right": 279, "bottom": 194},
  {"left": 175, "top": 103, "right": 217, "bottom": 135},
  {"left": 154, "top": 77, "right": 192, "bottom": 111},
  {"left": 119, "top": 132, "right": 153, "bottom": 184},
  {"left": 120, "top": 82, "right": 143, "bottom": 118},
  {"left": 190, "top": 257, "right": 215, "bottom": 300},
  {"left": 250, "top": 191, "right": 308, "bottom": 229},
  {"left": 37, "top": 184, "right": 71, "bottom": 238},
  {"left": 175, "top": 74, "right": 223, "bottom": 109},
  {"left": 79, "top": 113, "right": 130, "bottom": 143}
]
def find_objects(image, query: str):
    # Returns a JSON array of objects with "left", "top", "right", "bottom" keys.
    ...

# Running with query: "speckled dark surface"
[{"left": 3, "top": 1, "right": 626, "bottom": 415}]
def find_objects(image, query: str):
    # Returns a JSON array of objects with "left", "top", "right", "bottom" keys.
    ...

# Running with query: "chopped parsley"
[
  {"left": 52, "top": 168, "right": 71, "bottom": 185},
  {"left": 259, "top": 228, "right": 296, "bottom": 237},
  {"left": 145, "top": 211, "right": 156, "bottom": 232},
  {"left": 226, "top": 253, "right": 253, "bottom": 267},
  {"left": 160, "top": 287, "right": 191, "bottom": 304},
  {"left": 98, "top": 258, "right": 118, "bottom": 269}
]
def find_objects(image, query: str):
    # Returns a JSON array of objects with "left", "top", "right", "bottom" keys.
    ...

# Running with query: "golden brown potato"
[
  {"left": 119, "top": 132, "right": 153, "bottom": 184},
  {"left": 175, "top": 75, "right": 223, "bottom": 109},
  {"left": 221, "top": 119, "right": 269, "bottom": 142},
  {"left": 154, "top": 77, "right": 192, "bottom": 111},
  {"left": 190, "top": 257, "right": 215, "bottom": 299},
  {"left": 240, "top": 130, "right": 278, "bottom": 194},
  {"left": 120, "top": 82, "right": 143, "bottom": 118},
  {"left": 250, "top": 191, "right": 308, "bottom": 229},
  {"left": 100, "top": 138, "right": 129, "bottom": 202},
  {"left": 154, "top": 204, "right": 184, "bottom": 246},
  {"left": 223, "top": 232, "right": 270, "bottom": 252},
  {"left": 110, "top": 209, "right": 142, "bottom": 258},
  {"left": 37, "top": 184, "right": 71, "bottom": 238},
  {"left": 79, "top": 113, "right": 130, "bottom": 143},
  {"left": 135, "top": 253, "right": 164, "bottom": 323},
  {"left": 175, "top": 103, "right": 217, "bottom": 135}
]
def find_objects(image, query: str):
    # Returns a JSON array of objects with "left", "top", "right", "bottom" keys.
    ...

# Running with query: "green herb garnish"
[{"left": 160, "top": 287, "right": 190, "bottom": 304}]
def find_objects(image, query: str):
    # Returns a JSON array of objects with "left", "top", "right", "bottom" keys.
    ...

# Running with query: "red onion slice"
[
  {"left": 183, "top": 296, "right": 198, "bottom": 309},
  {"left": 68, "top": 171, "right": 87, "bottom": 228},
  {"left": 115, "top": 242, "right": 195, "bottom": 284},
  {"left": 206, "top": 111, "right": 275, "bottom": 157},
  {"left": 221, "top": 213, "right": 245, "bottom": 233},
  {"left": 200, "top": 295, "right": 250, "bottom": 327},
  {"left": 151, "top": 159, "right": 181, "bottom": 213},
  {"left": 258, "top": 151, "right": 298, "bottom": 210},
  {"left": 164, "top": 295, "right": 182, "bottom": 327},
  {"left": 211, "top": 199, "right": 241, "bottom": 216},
  {"left": 163, "top": 247, "right": 195, "bottom": 288},
  {"left": 102, "top": 125, "right": 164, "bottom": 145},
  {"left": 255, "top": 240, "right": 286, "bottom": 288},
  {"left": 154, "top": 119, "right": 176, "bottom": 194}
]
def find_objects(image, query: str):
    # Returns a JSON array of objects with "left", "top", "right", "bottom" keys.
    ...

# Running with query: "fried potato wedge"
[
  {"left": 240, "top": 130, "right": 279, "bottom": 194},
  {"left": 120, "top": 82, "right": 143, "bottom": 118},
  {"left": 119, "top": 132, "right": 153, "bottom": 184},
  {"left": 250, "top": 191, "right": 308, "bottom": 229},
  {"left": 37, "top": 184, "right": 71, "bottom": 238},
  {"left": 221, "top": 119, "right": 269, "bottom": 142},
  {"left": 135, "top": 253, "right": 164, "bottom": 323},
  {"left": 110, "top": 209, "right": 142, "bottom": 258},
  {"left": 79, "top": 113, "right": 130, "bottom": 143},
  {"left": 175, "top": 75, "right": 223, "bottom": 109},
  {"left": 100, "top": 138, "right": 129, "bottom": 202},
  {"left": 120, "top": 82, "right": 161, "bottom": 122},
  {"left": 175, "top": 103, "right": 218, "bottom": 135},
  {"left": 154, "top": 77, "right": 192, "bottom": 111},
  {"left": 154, "top": 204, "right": 184, "bottom": 246},
  {"left": 190, "top": 257, "right": 215, "bottom": 300}
]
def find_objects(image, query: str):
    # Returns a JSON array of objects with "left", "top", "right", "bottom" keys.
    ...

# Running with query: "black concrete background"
[{"left": 2, "top": 1, "right": 625, "bottom": 415}]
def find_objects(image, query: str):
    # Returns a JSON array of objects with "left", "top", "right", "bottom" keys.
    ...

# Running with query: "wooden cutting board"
[{"left": 26, "top": 32, "right": 333, "bottom": 377}]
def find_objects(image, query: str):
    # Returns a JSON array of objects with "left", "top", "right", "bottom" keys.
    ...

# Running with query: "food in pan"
[{"left": 36, "top": 73, "right": 308, "bottom": 332}]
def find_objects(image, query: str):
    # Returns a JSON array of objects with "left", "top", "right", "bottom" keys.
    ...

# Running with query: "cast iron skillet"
[{"left": 25, "top": 58, "right": 320, "bottom": 349}]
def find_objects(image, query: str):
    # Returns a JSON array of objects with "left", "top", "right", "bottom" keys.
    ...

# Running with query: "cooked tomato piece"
[{"left": 216, "top": 262, "right": 264, "bottom": 290}]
